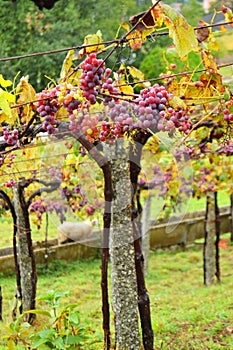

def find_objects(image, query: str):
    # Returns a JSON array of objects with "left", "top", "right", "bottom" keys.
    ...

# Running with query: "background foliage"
[{"left": 0, "top": 0, "right": 151, "bottom": 90}]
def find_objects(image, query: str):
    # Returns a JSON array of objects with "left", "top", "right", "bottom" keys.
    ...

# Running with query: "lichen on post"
[{"left": 104, "top": 139, "right": 141, "bottom": 350}]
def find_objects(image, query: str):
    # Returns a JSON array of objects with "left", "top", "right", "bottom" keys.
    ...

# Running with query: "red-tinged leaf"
[
  {"left": 121, "top": 22, "right": 131, "bottom": 32},
  {"left": 151, "top": 4, "right": 164, "bottom": 27},
  {"left": 221, "top": 4, "right": 233, "bottom": 27},
  {"left": 129, "top": 9, "right": 156, "bottom": 31},
  {"left": 129, "top": 4, "right": 164, "bottom": 31},
  {"left": 126, "top": 30, "right": 146, "bottom": 50},
  {"left": 196, "top": 20, "right": 210, "bottom": 43},
  {"left": 200, "top": 72, "right": 225, "bottom": 94},
  {"left": 200, "top": 50, "right": 218, "bottom": 73}
]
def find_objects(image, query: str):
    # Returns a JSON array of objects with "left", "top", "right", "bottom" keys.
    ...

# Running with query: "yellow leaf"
[
  {"left": 0, "top": 89, "right": 13, "bottom": 121},
  {"left": 1, "top": 89, "right": 15, "bottom": 103},
  {"left": 16, "top": 76, "right": 36, "bottom": 123},
  {"left": 162, "top": 4, "right": 198, "bottom": 58},
  {"left": 0, "top": 74, "right": 12, "bottom": 88},
  {"left": 65, "top": 153, "right": 77, "bottom": 166},
  {"left": 60, "top": 50, "right": 75, "bottom": 80},
  {"left": 128, "top": 66, "right": 144, "bottom": 81},
  {"left": 79, "top": 31, "right": 104, "bottom": 56},
  {"left": 119, "top": 84, "right": 134, "bottom": 97},
  {"left": 17, "top": 79, "right": 36, "bottom": 106},
  {"left": 220, "top": 24, "right": 228, "bottom": 34},
  {"left": 169, "top": 95, "right": 186, "bottom": 110}
]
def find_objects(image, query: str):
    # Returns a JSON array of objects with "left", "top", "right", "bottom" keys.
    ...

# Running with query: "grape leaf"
[
  {"left": 16, "top": 76, "right": 36, "bottom": 123},
  {"left": 200, "top": 50, "right": 218, "bottom": 73},
  {"left": 79, "top": 30, "right": 104, "bottom": 56},
  {"left": 129, "top": 4, "right": 163, "bottom": 31},
  {"left": 60, "top": 50, "right": 75, "bottom": 79},
  {"left": 195, "top": 20, "right": 210, "bottom": 43},
  {"left": 221, "top": 5, "right": 233, "bottom": 28},
  {"left": 162, "top": 4, "right": 198, "bottom": 58},
  {"left": 0, "top": 89, "right": 15, "bottom": 122},
  {"left": 0, "top": 74, "right": 12, "bottom": 88},
  {"left": 128, "top": 66, "right": 144, "bottom": 81},
  {"left": 121, "top": 22, "right": 130, "bottom": 32},
  {"left": 126, "top": 30, "right": 146, "bottom": 50}
]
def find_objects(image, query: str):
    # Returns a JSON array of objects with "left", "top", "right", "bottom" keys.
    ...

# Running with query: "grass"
[{"left": 0, "top": 243, "right": 233, "bottom": 349}]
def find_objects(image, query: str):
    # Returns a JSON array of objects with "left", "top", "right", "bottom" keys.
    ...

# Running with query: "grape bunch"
[
  {"left": 174, "top": 146, "right": 197, "bottom": 161},
  {"left": 29, "top": 199, "right": 47, "bottom": 229},
  {"left": 223, "top": 108, "right": 233, "bottom": 122},
  {"left": 86, "top": 204, "right": 95, "bottom": 216},
  {"left": 106, "top": 84, "right": 189, "bottom": 140},
  {"left": 79, "top": 113, "right": 99, "bottom": 142},
  {"left": 36, "top": 87, "right": 60, "bottom": 134},
  {"left": 2, "top": 127, "right": 19, "bottom": 145},
  {"left": 3, "top": 179, "right": 16, "bottom": 187},
  {"left": 99, "top": 121, "right": 122, "bottom": 142},
  {"left": 62, "top": 89, "right": 82, "bottom": 133},
  {"left": 80, "top": 53, "right": 119, "bottom": 105},
  {"left": 45, "top": 200, "right": 67, "bottom": 223},
  {"left": 61, "top": 184, "right": 88, "bottom": 212},
  {"left": 80, "top": 53, "right": 105, "bottom": 104},
  {"left": 134, "top": 84, "right": 170, "bottom": 130},
  {"left": 218, "top": 140, "right": 233, "bottom": 156}
]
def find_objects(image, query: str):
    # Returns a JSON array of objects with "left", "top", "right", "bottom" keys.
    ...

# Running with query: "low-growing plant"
[{"left": 2, "top": 290, "right": 101, "bottom": 349}]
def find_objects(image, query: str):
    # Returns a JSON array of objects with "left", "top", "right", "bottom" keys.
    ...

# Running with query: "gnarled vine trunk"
[
  {"left": 105, "top": 139, "right": 141, "bottom": 350},
  {"left": 141, "top": 195, "right": 151, "bottom": 276},
  {"left": 203, "top": 193, "right": 217, "bottom": 286},
  {"left": 13, "top": 183, "right": 37, "bottom": 322}
]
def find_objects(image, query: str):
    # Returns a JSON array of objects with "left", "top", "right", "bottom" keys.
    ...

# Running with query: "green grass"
[{"left": 0, "top": 243, "right": 233, "bottom": 349}]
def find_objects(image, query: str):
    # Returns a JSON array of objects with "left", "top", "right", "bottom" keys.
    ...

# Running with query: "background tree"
[
  {"left": 180, "top": 0, "right": 205, "bottom": 26},
  {"left": 0, "top": 0, "right": 150, "bottom": 90}
]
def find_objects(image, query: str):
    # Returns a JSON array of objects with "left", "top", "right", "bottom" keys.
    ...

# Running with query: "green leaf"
[
  {"left": 52, "top": 337, "right": 66, "bottom": 349},
  {"left": 31, "top": 337, "right": 49, "bottom": 349},
  {"left": 69, "top": 311, "right": 80, "bottom": 325},
  {"left": 66, "top": 334, "right": 84, "bottom": 345},
  {"left": 36, "top": 329, "right": 55, "bottom": 338},
  {"left": 162, "top": 4, "right": 198, "bottom": 58}
]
